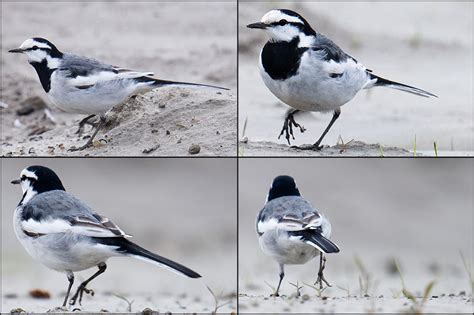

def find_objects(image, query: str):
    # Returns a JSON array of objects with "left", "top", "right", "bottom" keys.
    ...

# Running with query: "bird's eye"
[
  {"left": 31, "top": 46, "right": 39, "bottom": 51},
  {"left": 21, "top": 175, "right": 27, "bottom": 181},
  {"left": 278, "top": 19, "right": 288, "bottom": 26}
]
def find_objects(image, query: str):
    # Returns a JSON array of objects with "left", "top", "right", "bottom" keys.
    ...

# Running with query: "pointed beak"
[
  {"left": 247, "top": 22, "right": 268, "bottom": 30},
  {"left": 8, "top": 48, "right": 24, "bottom": 54},
  {"left": 11, "top": 179, "right": 21, "bottom": 185}
]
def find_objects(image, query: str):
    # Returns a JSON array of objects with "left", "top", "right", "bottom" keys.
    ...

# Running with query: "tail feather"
[
  {"left": 369, "top": 73, "right": 437, "bottom": 98},
  {"left": 136, "top": 76, "right": 229, "bottom": 91},
  {"left": 94, "top": 237, "right": 201, "bottom": 278},
  {"left": 290, "top": 230, "right": 340, "bottom": 254}
]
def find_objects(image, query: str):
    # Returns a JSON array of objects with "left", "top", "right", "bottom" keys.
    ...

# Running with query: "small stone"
[
  {"left": 158, "top": 103, "right": 166, "bottom": 108},
  {"left": 459, "top": 291, "right": 466, "bottom": 296},
  {"left": 188, "top": 144, "right": 200, "bottom": 154},
  {"left": 141, "top": 308, "right": 158, "bottom": 315},
  {"left": 29, "top": 288, "right": 50, "bottom": 299},
  {"left": 364, "top": 294, "right": 370, "bottom": 298},
  {"left": 17, "top": 96, "right": 47, "bottom": 116},
  {"left": 166, "top": 130, "right": 171, "bottom": 136},
  {"left": 28, "top": 147, "right": 35, "bottom": 154},
  {"left": 216, "top": 130, "right": 220, "bottom": 135},
  {"left": 151, "top": 129, "right": 158, "bottom": 134},
  {"left": 432, "top": 295, "right": 438, "bottom": 298},
  {"left": 177, "top": 138, "right": 182, "bottom": 144},
  {"left": 10, "top": 307, "right": 26, "bottom": 314},
  {"left": 142, "top": 144, "right": 160, "bottom": 154},
  {"left": 4, "top": 293, "right": 18, "bottom": 299}
]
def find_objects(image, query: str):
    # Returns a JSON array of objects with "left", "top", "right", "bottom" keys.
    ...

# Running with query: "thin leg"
[
  {"left": 69, "top": 262, "right": 107, "bottom": 306},
  {"left": 69, "top": 115, "right": 106, "bottom": 151},
  {"left": 295, "top": 109, "right": 341, "bottom": 151},
  {"left": 315, "top": 254, "right": 331, "bottom": 289},
  {"left": 76, "top": 114, "right": 96, "bottom": 135},
  {"left": 62, "top": 271, "right": 74, "bottom": 307},
  {"left": 271, "top": 264, "right": 285, "bottom": 297},
  {"left": 278, "top": 110, "right": 306, "bottom": 145}
]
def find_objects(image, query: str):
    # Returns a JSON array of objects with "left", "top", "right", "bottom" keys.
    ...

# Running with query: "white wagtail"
[
  {"left": 247, "top": 9, "right": 437, "bottom": 150},
  {"left": 11, "top": 165, "right": 201, "bottom": 307},
  {"left": 256, "top": 175, "right": 339, "bottom": 296},
  {"left": 9, "top": 38, "right": 227, "bottom": 151}
]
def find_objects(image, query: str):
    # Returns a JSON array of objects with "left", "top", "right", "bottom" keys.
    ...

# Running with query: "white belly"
[{"left": 259, "top": 50, "right": 369, "bottom": 112}]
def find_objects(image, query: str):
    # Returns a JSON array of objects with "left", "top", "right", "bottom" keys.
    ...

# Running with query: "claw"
[{"left": 278, "top": 111, "right": 305, "bottom": 145}]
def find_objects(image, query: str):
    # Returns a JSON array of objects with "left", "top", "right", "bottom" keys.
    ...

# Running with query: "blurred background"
[
  {"left": 239, "top": 2, "right": 473, "bottom": 153},
  {"left": 239, "top": 159, "right": 473, "bottom": 302},
  {"left": 2, "top": 158, "right": 237, "bottom": 312}
]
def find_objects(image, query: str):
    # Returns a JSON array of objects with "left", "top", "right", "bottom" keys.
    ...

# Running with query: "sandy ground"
[
  {"left": 1, "top": 2, "right": 237, "bottom": 156},
  {"left": 1, "top": 159, "right": 237, "bottom": 313},
  {"left": 239, "top": 2, "right": 473, "bottom": 156},
  {"left": 240, "top": 140, "right": 414, "bottom": 157},
  {"left": 239, "top": 159, "right": 473, "bottom": 313}
]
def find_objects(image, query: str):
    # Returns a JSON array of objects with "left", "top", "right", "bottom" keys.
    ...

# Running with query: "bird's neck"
[{"left": 18, "top": 187, "right": 38, "bottom": 206}]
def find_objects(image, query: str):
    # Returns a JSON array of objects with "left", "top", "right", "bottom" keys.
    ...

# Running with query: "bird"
[
  {"left": 247, "top": 9, "right": 437, "bottom": 150},
  {"left": 11, "top": 165, "right": 201, "bottom": 307},
  {"left": 256, "top": 175, "right": 340, "bottom": 296},
  {"left": 9, "top": 37, "right": 228, "bottom": 151}
]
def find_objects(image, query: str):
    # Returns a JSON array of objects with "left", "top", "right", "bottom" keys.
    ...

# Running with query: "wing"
[
  {"left": 20, "top": 191, "right": 131, "bottom": 238},
  {"left": 59, "top": 53, "right": 154, "bottom": 89}
]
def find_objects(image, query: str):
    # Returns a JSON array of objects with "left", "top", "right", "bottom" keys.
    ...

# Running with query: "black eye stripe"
[
  {"left": 26, "top": 46, "right": 49, "bottom": 52},
  {"left": 270, "top": 20, "right": 301, "bottom": 27}
]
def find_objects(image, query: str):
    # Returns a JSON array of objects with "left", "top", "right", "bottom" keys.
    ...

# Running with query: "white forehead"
[
  {"left": 261, "top": 10, "right": 302, "bottom": 24},
  {"left": 20, "top": 168, "right": 38, "bottom": 179},
  {"left": 19, "top": 38, "right": 51, "bottom": 50}
]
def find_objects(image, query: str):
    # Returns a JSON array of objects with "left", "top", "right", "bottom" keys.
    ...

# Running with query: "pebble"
[
  {"left": 188, "top": 144, "right": 201, "bottom": 154},
  {"left": 142, "top": 144, "right": 160, "bottom": 154}
]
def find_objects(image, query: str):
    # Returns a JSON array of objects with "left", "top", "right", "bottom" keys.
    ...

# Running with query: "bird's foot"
[
  {"left": 68, "top": 140, "right": 92, "bottom": 152},
  {"left": 69, "top": 285, "right": 94, "bottom": 306},
  {"left": 270, "top": 292, "right": 280, "bottom": 297},
  {"left": 75, "top": 115, "right": 97, "bottom": 135},
  {"left": 278, "top": 114, "right": 306, "bottom": 145},
  {"left": 314, "top": 256, "right": 331, "bottom": 289}
]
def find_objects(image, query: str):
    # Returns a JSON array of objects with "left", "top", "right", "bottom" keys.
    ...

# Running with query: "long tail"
[
  {"left": 368, "top": 73, "right": 437, "bottom": 98},
  {"left": 136, "top": 76, "right": 228, "bottom": 91},
  {"left": 290, "top": 230, "right": 340, "bottom": 254},
  {"left": 95, "top": 237, "right": 201, "bottom": 278}
]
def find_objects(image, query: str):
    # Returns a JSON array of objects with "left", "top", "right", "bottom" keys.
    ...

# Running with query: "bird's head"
[
  {"left": 247, "top": 9, "right": 315, "bottom": 42},
  {"left": 12, "top": 166, "right": 65, "bottom": 205},
  {"left": 267, "top": 175, "right": 301, "bottom": 202},
  {"left": 9, "top": 37, "right": 63, "bottom": 65}
]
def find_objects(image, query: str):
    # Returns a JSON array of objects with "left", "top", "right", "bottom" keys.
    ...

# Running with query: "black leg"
[
  {"left": 278, "top": 110, "right": 306, "bottom": 145},
  {"left": 76, "top": 114, "right": 96, "bottom": 135},
  {"left": 295, "top": 109, "right": 341, "bottom": 151},
  {"left": 69, "top": 263, "right": 107, "bottom": 306},
  {"left": 62, "top": 271, "right": 74, "bottom": 307},
  {"left": 271, "top": 264, "right": 285, "bottom": 297},
  {"left": 69, "top": 115, "right": 106, "bottom": 151},
  {"left": 315, "top": 254, "right": 331, "bottom": 289}
]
